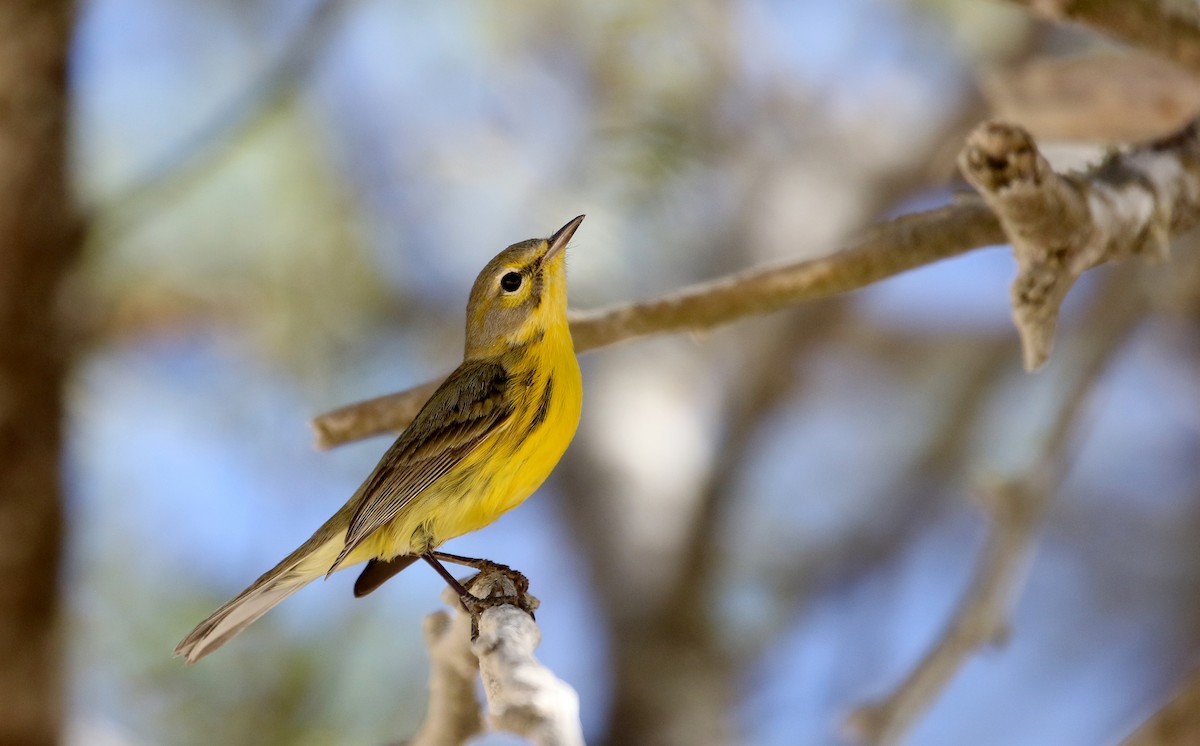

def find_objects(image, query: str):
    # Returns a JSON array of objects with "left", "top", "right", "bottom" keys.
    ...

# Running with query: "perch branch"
[
  {"left": 410, "top": 570, "right": 584, "bottom": 746},
  {"left": 845, "top": 271, "right": 1147, "bottom": 746},
  {"left": 1003, "top": 0, "right": 1200, "bottom": 76},
  {"left": 473, "top": 600, "right": 585, "bottom": 746},
  {"left": 959, "top": 118, "right": 1200, "bottom": 369},
  {"left": 311, "top": 200, "right": 1006, "bottom": 447}
]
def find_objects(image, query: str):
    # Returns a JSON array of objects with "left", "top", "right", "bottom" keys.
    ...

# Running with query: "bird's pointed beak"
[{"left": 545, "top": 214, "right": 584, "bottom": 262}]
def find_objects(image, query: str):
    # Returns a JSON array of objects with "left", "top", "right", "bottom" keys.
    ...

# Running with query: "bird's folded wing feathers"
[{"left": 328, "top": 360, "right": 513, "bottom": 573}]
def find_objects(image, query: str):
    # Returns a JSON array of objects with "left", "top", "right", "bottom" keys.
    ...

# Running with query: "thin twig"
[{"left": 845, "top": 270, "right": 1148, "bottom": 746}]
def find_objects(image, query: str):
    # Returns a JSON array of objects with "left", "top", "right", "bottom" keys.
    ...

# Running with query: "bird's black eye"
[{"left": 500, "top": 272, "right": 523, "bottom": 293}]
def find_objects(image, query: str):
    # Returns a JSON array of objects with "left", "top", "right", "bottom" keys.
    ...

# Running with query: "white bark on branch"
[
  {"left": 958, "top": 118, "right": 1200, "bottom": 369},
  {"left": 410, "top": 572, "right": 584, "bottom": 746},
  {"left": 473, "top": 603, "right": 585, "bottom": 746}
]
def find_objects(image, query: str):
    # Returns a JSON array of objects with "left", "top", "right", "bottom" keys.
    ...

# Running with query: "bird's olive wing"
[{"left": 329, "top": 360, "right": 512, "bottom": 572}]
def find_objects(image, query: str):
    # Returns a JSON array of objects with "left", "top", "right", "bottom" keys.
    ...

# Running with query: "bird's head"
[{"left": 464, "top": 215, "right": 584, "bottom": 359}]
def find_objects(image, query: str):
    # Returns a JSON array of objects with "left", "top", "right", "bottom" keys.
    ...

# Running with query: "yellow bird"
[{"left": 176, "top": 216, "right": 586, "bottom": 663}]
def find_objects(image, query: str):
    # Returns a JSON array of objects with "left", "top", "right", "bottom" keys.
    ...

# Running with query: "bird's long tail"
[{"left": 174, "top": 531, "right": 345, "bottom": 664}]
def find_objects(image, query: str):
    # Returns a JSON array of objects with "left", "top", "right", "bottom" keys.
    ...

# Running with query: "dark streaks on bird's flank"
[{"left": 526, "top": 375, "right": 555, "bottom": 437}]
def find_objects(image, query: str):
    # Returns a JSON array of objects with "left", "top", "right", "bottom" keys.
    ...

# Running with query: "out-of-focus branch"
[
  {"left": 311, "top": 200, "right": 1007, "bottom": 447},
  {"left": 981, "top": 52, "right": 1200, "bottom": 142},
  {"left": 666, "top": 301, "right": 848, "bottom": 628},
  {"left": 745, "top": 335, "right": 1014, "bottom": 664},
  {"left": 1004, "top": 0, "right": 1200, "bottom": 76},
  {"left": 410, "top": 572, "right": 584, "bottom": 746},
  {"left": 88, "top": 0, "right": 350, "bottom": 244},
  {"left": 845, "top": 270, "right": 1148, "bottom": 746},
  {"left": 959, "top": 118, "right": 1200, "bottom": 369},
  {"left": 408, "top": 607, "right": 484, "bottom": 746},
  {"left": 845, "top": 479, "right": 1043, "bottom": 746},
  {"left": 1121, "top": 665, "right": 1200, "bottom": 745}
]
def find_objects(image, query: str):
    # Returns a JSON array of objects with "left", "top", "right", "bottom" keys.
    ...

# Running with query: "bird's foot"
[{"left": 456, "top": 565, "right": 538, "bottom": 639}]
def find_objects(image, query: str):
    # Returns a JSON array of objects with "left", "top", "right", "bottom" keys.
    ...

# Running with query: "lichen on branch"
[
  {"left": 410, "top": 570, "right": 584, "bottom": 746},
  {"left": 958, "top": 118, "right": 1200, "bottom": 369}
]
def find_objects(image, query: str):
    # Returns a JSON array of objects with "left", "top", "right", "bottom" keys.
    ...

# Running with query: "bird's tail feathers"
[{"left": 175, "top": 533, "right": 342, "bottom": 664}]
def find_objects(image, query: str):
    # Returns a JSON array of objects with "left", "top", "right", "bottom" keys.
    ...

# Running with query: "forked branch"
[
  {"left": 958, "top": 119, "right": 1200, "bottom": 369},
  {"left": 410, "top": 571, "right": 584, "bottom": 746}
]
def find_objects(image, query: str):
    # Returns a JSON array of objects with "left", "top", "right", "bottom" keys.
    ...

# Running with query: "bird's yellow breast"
[{"left": 364, "top": 322, "right": 581, "bottom": 559}]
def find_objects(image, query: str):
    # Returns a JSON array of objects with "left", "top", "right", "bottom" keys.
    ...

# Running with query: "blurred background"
[{"left": 34, "top": 0, "right": 1200, "bottom": 743}]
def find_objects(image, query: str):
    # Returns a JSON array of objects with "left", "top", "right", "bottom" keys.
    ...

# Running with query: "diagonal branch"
[
  {"left": 311, "top": 201, "right": 1006, "bottom": 447},
  {"left": 88, "top": 0, "right": 351, "bottom": 243},
  {"left": 959, "top": 118, "right": 1200, "bottom": 369},
  {"left": 563, "top": 204, "right": 999, "bottom": 351},
  {"left": 1003, "top": 0, "right": 1200, "bottom": 76},
  {"left": 313, "top": 117, "right": 1200, "bottom": 450},
  {"left": 845, "top": 270, "right": 1148, "bottom": 746},
  {"left": 1121, "top": 664, "right": 1200, "bottom": 745}
]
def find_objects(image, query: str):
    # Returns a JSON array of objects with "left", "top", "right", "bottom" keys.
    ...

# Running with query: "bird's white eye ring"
[{"left": 500, "top": 271, "right": 523, "bottom": 293}]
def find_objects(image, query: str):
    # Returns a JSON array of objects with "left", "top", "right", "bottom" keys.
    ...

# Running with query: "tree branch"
[
  {"left": 311, "top": 200, "right": 1006, "bottom": 447},
  {"left": 1121, "top": 665, "right": 1200, "bottom": 745},
  {"left": 88, "top": 0, "right": 350, "bottom": 243},
  {"left": 1004, "top": 0, "right": 1200, "bottom": 76},
  {"left": 407, "top": 608, "right": 484, "bottom": 746},
  {"left": 473, "top": 601, "right": 585, "bottom": 746},
  {"left": 981, "top": 52, "right": 1200, "bottom": 142},
  {"left": 410, "top": 572, "right": 584, "bottom": 746},
  {"left": 845, "top": 270, "right": 1147, "bottom": 746},
  {"left": 665, "top": 301, "right": 848, "bottom": 629},
  {"left": 313, "top": 117, "right": 1200, "bottom": 449},
  {"left": 959, "top": 118, "right": 1200, "bottom": 369}
]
